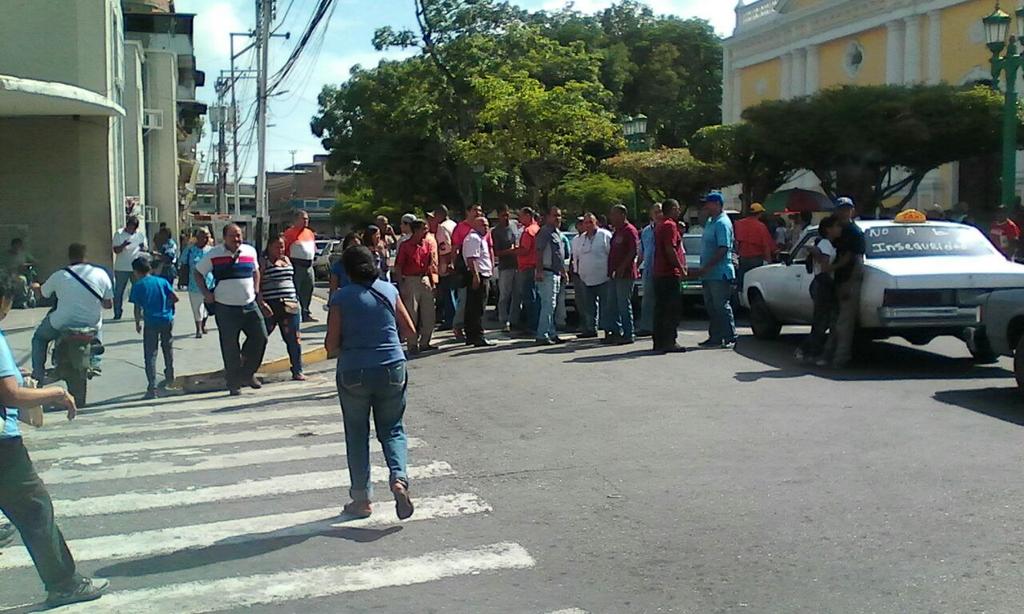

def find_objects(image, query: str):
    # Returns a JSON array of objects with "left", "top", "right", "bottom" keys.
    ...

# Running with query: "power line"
[{"left": 267, "top": 0, "right": 337, "bottom": 95}]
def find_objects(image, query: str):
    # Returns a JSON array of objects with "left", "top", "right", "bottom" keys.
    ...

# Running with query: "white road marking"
[
  {"left": 38, "top": 438, "right": 425, "bottom": 485},
  {"left": 55, "top": 461, "right": 455, "bottom": 517},
  {"left": 28, "top": 421, "right": 347, "bottom": 462},
  {"left": 57, "top": 542, "right": 535, "bottom": 613},
  {"left": 546, "top": 610, "right": 590, "bottom": 614},
  {"left": 0, "top": 493, "right": 491, "bottom": 570},
  {"left": 24, "top": 392, "right": 340, "bottom": 443}
]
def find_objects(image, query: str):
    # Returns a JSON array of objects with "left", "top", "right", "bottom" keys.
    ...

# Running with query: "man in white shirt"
[
  {"left": 111, "top": 216, "right": 147, "bottom": 320},
  {"left": 31, "top": 243, "right": 114, "bottom": 381},
  {"left": 194, "top": 223, "right": 268, "bottom": 396},
  {"left": 572, "top": 213, "right": 613, "bottom": 340},
  {"left": 434, "top": 205, "right": 459, "bottom": 330},
  {"left": 462, "top": 216, "right": 494, "bottom": 347}
]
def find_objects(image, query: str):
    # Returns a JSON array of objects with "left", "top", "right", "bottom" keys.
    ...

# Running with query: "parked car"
[
  {"left": 972, "top": 289, "right": 1024, "bottom": 388},
  {"left": 741, "top": 220, "right": 1024, "bottom": 359},
  {"left": 313, "top": 239, "right": 340, "bottom": 280}
]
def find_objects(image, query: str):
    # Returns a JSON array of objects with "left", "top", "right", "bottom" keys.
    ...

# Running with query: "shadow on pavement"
[
  {"left": 933, "top": 387, "right": 1024, "bottom": 426},
  {"left": 566, "top": 348, "right": 658, "bottom": 363},
  {"left": 95, "top": 520, "right": 403, "bottom": 578},
  {"left": 733, "top": 334, "right": 1011, "bottom": 383}
]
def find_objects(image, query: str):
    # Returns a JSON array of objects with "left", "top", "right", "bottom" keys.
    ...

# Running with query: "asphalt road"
[{"left": 3, "top": 313, "right": 1024, "bottom": 613}]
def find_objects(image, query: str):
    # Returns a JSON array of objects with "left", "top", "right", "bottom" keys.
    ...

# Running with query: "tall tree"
[{"left": 690, "top": 123, "right": 796, "bottom": 210}]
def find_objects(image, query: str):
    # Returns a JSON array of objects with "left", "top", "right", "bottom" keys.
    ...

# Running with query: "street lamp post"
[
  {"left": 984, "top": 3, "right": 1024, "bottom": 207},
  {"left": 621, "top": 115, "right": 651, "bottom": 219},
  {"left": 472, "top": 164, "right": 485, "bottom": 206}
]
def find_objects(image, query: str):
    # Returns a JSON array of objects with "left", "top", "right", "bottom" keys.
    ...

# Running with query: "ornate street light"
[
  {"left": 621, "top": 115, "right": 650, "bottom": 151},
  {"left": 983, "top": 2, "right": 1024, "bottom": 206}
]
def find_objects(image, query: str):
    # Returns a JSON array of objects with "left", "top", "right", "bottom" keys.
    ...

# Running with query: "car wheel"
[
  {"left": 749, "top": 292, "right": 781, "bottom": 340},
  {"left": 969, "top": 330, "right": 999, "bottom": 364}
]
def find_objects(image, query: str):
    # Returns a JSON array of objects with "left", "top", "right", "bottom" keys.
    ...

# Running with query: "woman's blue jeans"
[{"left": 336, "top": 361, "right": 409, "bottom": 502}]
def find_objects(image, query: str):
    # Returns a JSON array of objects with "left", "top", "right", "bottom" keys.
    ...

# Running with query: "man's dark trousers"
[
  {"left": 652, "top": 276, "right": 682, "bottom": 350},
  {"left": 214, "top": 303, "right": 269, "bottom": 390},
  {"left": 464, "top": 276, "right": 489, "bottom": 343},
  {"left": 0, "top": 438, "right": 80, "bottom": 592},
  {"left": 143, "top": 320, "right": 174, "bottom": 391}
]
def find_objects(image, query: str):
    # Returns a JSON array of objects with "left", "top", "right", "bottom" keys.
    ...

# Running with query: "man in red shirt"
[
  {"left": 652, "top": 199, "right": 687, "bottom": 353},
  {"left": 395, "top": 220, "right": 437, "bottom": 354},
  {"left": 607, "top": 204, "right": 640, "bottom": 344},
  {"left": 282, "top": 210, "right": 318, "bottom": 322},
  {"left": 734, "top": 203, "right": 776, "bottom": 291},
  {"left": 515, "top": 207, "right": 541, "bottom": 335},
  {"left": 990, "top": 206, "right": 1020, "bottom": 260},
  {"left": 451, "top": 204, "right": 484, "bottom": 341}
]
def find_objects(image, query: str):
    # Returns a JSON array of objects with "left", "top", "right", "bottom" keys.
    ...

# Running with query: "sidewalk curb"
[{"left": 174, "top": 346, "right": 329, "bottom": 393}]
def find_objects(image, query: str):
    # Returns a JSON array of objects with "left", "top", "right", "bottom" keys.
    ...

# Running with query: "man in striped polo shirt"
[
  {"left": 283, "top": 210, "right": 318, "bottom": 323},
  {"left": 195, "top": 224, "right": 268, "bottom": 396}
]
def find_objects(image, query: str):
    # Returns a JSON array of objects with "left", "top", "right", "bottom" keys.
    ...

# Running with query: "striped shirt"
[
  {"left": 195, "top": 244, "right": 259, "bottom": 306},
  {"left": 261, "top": 259, "right": 298, "bottom": 301}
]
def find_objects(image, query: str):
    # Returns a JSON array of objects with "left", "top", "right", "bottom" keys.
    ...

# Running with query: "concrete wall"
[
  {"left": 143, "top": 51, "right": 179, "bottom": 238},
  {"left": 0, "top": 0, "right": 115, "bottom": 97},
  {"left": 123, "top": 41, "right": 147, "bottom": 215},
  {"left": 0, "top": 118, "right": 116, "bottom": 276}
]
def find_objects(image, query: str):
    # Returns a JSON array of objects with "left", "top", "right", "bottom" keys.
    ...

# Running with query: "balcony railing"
[{"left": 736, "top": 0, "right": 781, "bottom": 33}]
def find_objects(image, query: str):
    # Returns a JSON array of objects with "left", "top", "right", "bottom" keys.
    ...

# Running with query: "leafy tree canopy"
[{"left": 601, "top": 148, "right": 728, "bottom": 205}]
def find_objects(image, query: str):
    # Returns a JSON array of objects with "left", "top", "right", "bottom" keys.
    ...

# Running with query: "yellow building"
[{"left": 724, "top": 0, "right": 1009, "bottom": 210}]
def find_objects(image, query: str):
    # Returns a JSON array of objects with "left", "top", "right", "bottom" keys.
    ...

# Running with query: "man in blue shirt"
[
  {"left": 695, "top": 192, "right": 738, "bottom": 349},
  {"left": 638, "top": 203, "right": 663, "bottom": 336},
  {"left": 0, "top": 274, "right": 110, "bottom": 607},
  {"left": 129, "top": 256, "right": 179, "bottom": 399}
]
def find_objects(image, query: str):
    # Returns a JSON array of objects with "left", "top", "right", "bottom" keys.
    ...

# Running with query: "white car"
[
  {"left": 740, "top": 220, "right": 1024, "bottom": 357},
  {"left": 313, "top": 239, "right": 340, "bottom": 280}
]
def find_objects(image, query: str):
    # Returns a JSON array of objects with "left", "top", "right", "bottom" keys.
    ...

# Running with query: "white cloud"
[{"left": 186, "top": 1, "right": 246, "bottom": 64}]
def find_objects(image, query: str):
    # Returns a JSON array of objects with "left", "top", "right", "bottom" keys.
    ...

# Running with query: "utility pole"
[
  {"left": 255, "top": 0, "right": 273, "bottom": 250},
  {"left": 214, "top": 79, "right": 229, "bottom": 215}
]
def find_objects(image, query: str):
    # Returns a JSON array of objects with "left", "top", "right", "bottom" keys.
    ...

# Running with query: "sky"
[{"left": 175, "top": 0, "right": 736, "bottom": 184}]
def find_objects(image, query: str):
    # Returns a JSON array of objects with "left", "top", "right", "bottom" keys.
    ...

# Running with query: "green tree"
[
  {"left": 551, "top": 172, "right": 635, "bottom": 216},
  {"left": 601, "top": 148, "right": 728, "bottom": 205},
  {"left": 742, "top": 84, "right": 1019, "bottom": 211},
  {"left": 690, "top": 123, "right": 796, "bottom": 210}
]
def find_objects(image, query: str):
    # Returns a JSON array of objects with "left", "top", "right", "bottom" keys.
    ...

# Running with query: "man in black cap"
[{"left": 823, "top": 197, "right": 864, "bottom": 368}]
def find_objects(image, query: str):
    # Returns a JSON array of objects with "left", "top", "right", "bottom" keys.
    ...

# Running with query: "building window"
[{"left": 844, "top": 42, "right": 864, "bottom": 78}]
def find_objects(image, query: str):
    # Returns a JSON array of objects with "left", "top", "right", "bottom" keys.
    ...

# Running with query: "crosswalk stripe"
[
  {"left": 27, "top": 421, "right": 348, "bottom": 462},
  {"left": 25, "top": 394, "right": 340, "bottom": 443},
  {"left": 38, "top": 438, "right": 426, "bottom": 485},
  {"left": 0, "top": 493, "right": 491, "bottom": 570},
  {"left": 57, "top": 542, "right": 535, "bottom": 613},
  {"left": 55, "top": 461, "right": 456, "bottom": 517}
]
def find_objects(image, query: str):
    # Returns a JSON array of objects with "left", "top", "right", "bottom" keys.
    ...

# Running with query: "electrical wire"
[{"left": 267, "top": 0, "right": 338, "bottom": 95}]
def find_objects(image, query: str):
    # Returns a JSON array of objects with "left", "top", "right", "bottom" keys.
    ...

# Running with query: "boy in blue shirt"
[{"left": 129, "top": 256, "right": 178, "bottom": 399}]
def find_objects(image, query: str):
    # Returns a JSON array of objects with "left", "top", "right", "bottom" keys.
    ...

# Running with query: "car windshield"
[{"left": 864, "top": 225, "right": 995, "bottom": 259}]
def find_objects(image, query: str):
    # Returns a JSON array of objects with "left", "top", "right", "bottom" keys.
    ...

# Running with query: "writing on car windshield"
[{"left": 865, "top": 225, "right": 993, "bottom": 259}]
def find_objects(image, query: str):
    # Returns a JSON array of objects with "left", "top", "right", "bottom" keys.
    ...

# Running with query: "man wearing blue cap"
[
  {"left": 694, "top": 191, "right": 737, "bottom": 349},
  {"left": 822, "top": 197, "right": 864, "bottom": 368}
]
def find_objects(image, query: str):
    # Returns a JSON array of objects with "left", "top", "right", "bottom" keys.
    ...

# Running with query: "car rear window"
[{"left": 864, "top": 225, "right": 995, "bottom": 259}]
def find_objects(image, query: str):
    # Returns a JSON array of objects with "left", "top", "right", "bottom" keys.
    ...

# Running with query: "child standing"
[
  {"left": 129, "top": 256, "right": 179, "bottom": 399},
  {"left": 796, "top": 216, "right": 841, "bottom": 364}
]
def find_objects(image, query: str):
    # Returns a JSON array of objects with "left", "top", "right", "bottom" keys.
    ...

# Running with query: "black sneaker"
[
  {"left": 534, "top": 338, "right": 556, "bottom": 346},
  {"left": 576, "top": 332, "right": 598, "bottom": 339},
  {"left": 143, "top": 389, "right": 157, "bottom": 400},
  {"left": 45, "top": 577, "right": 110, "bottom": 608},
  {"left": 0, "top": 522, "right": 15, "bottom": 548}
]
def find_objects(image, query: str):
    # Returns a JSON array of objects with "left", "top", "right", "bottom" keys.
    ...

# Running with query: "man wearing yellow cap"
[{"left": 734, "top": 203, "right": 777, "bottom": 291}]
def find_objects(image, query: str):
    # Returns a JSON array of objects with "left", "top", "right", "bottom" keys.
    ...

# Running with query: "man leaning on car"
[{"left": 824, "top": 197, "right": 865, "bottom": 369}]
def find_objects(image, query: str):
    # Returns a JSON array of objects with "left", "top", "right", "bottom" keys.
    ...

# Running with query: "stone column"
[
  {"left": 904, "top": 14, "right": 921, "bottom": 83},
  {"left": 805, "top": 44, "right": 820, "bottom": 94},
  {"left": 886, "top": 20, "right": 906, "bottom": 84},
  {"left": 792, "top": 48, "right": 807, "bottom": 96},
  {"left": 780, "top": 52, "right": 792, "bottom": 99},
  {"left": 927, "top": 10, "right": 942, "bottom": 84},
  {"left": 733, "top": 71, "right": 743, "bottom": 124},
  {"left": 722, "top": 48, "right": 733, "bottom": 123}
]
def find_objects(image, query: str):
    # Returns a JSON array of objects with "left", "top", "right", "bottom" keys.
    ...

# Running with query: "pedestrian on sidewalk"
[
  {"left": 129, "top": 256, "right": 178, "bottom": 399},
  {"left": 194, "top": 224, "right": 268, "bottom": 397},
  {"left": 734, "top": 203, "right": 776, "bottom": 292},
  {"left": 111, "top": 215, "right": 146, "bottom": 320},
  {"left": 181, "top": 227, "right": 214, "bottom": 338},
  {"left": 491, "top": 205, "right": 519, "bottom": 333},
  {"left": 637, "top": 203, "right": 663, "bottom": 337},
  {"left": 573, "top": 213, "right": 614, "bottom": 341},
  {"left": 607, "top": 204, "right": 640, "bottom": 345},
  {"left": 652, "top": 199, "right": 687, "bottom": 353},
  {"left": 433, "top": 206, "right": 458, "bottom": 331},
  {"left": 695, "top": 192, "right": 738, "bottom": 350},
  {"left": 823, "top": 197, "right": 865, "bottom": 368},
  {"left": 326, "top": 245, "right": 417, "bottom": 521},
  {"left": 362, "top": 225, "right": 391, "bottom": 281},
  {"left": 0, "top": 275, "right": 110, "bottom": 607},
  {"left": 463, "top": 216, "right": 495, "bottom": 347},
  {"left": 329, "top": 232, "right": 362, "bottom": 297},
  {"left": 395, "top": 220, "right": 438, "bottom": 354},
  {"left": 796, "top": 216, "right": 840, "bottom": 364},
  {"left": 451, "top": 204, "right": 485, "bottom": 342},
  {"left": 535, "top": 207, "right": 567, "bottom": 346},
  {"left": 152, "top": 224, "right": 178, "bottom": 287},
  {"left": 283, "top": 210, "right": 318, "bottom": 323},
  {"left": 259, "top": 236, "right": 306, "bottom": 382}
]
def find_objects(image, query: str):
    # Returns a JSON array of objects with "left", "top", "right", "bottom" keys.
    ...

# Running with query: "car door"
[{"left": 775, "top": 234, "right": 815, "bottom": 322}]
